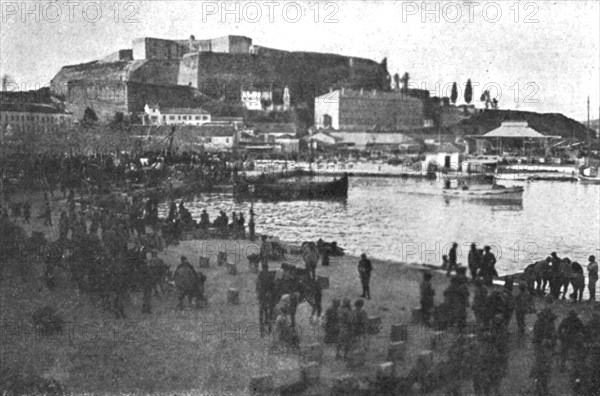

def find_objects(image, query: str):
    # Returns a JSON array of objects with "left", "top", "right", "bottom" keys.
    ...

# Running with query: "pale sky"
[{"left": 1, "top": 0, "right": 599, "bottom": 121}]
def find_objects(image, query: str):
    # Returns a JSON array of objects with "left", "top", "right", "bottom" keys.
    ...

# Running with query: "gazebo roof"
[{"left": 476, "top": 121, "right": 560, "bottom": 139}]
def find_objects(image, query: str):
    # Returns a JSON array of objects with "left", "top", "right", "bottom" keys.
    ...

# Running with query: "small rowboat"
[
  {"left": 577, "top": 166, "right": 600, "bottom": 184},
  {"left": 577, "top": 173, "right": 600, "bottom": 184},
  {"left": 442, "top": 184, "right": 524, "bottom": 200}
]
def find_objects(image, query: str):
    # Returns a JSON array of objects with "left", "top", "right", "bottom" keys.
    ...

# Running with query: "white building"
[
  {"left": 143, "top": 104, "right": 211, "bottom": 126},
  {"left": 1, "top": 102, "right": 72, "bottom": 135},
  {"left": 241, "top": 86, "right": 290, "bottom": 111},
  {"left": 198, "top": 125, "right": 237, "bottom": 150},
  {"left": 424, "top": 142, "right": 463, "bottom": 170}
]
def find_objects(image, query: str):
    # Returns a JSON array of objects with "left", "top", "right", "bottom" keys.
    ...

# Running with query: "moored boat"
[
  {"left": 442, "top": 183, "right": 524, "bottom": 200},
  {"left": 577, "top": 172, "right": 600, "bottom": 184},
  {"left": 494, "top": 173, "right": 536, "bottom": 182},
  {"left": 234, "top": 173, "right": 349, "bottom": 200}
]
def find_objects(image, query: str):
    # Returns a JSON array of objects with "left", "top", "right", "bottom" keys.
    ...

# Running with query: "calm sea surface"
[{"left": 160, "top": 177, "right": 600, "bottom": 276}]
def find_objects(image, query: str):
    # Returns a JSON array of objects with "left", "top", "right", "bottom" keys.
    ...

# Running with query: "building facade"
[
  {"left": 1, "top": 102, "right": 72, "bottom": 135},
  {"left": 142, "top": 104, "right": 211, "bottom": 126},
  {"left": 66, "top": 80, "right": 205, "bottom": 122},
  {"left": 132, "top": 35, "right": 253, "bottom": 60},
  {"left": 314, "top": 88, "right": 426, "bottom": 131}
]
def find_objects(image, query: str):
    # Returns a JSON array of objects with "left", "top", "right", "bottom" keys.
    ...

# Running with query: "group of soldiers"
[
  {"left": 419, "top": 255, "right": 600, "bottom": 395},
  {"left": 530, "top": 297, "right": 600, "bottom": 395},
  {"left": 322, "top": 297, "right": 369, "bottom": 360}
]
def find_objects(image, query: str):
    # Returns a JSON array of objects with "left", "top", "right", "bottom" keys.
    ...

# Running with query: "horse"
[
  {"left": 301, "top": 242, "right": 319, "bottom": 281},
  {"left": 173, "top": 264, "right": 206, "bottom": 310},
  {"left": 256, "top": 265, "right": 322, "bottom": 337},
  {"left": 523, "top": 258, "right": 552, "bottom": 296}
]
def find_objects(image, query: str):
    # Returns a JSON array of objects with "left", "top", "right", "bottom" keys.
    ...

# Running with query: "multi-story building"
[
  {"left": 66, "top": 80, "right": 205, "bottom": 122},
  {"left": 142, "top": 104, "right": 211, "bottom": 126},
  {"left": 314, "top": 88, "right": 426, "bottom": 131},
  {"left": 1, "top": 102, "right": 72, "bottom": 135}
]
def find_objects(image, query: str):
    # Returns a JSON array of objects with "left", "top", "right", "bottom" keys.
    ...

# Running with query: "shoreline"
[{"left": 2, "top": 190, "right": 599, "bottom": 395}]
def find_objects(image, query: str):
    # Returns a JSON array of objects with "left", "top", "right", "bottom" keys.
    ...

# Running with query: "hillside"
[
  {"left": 446, "top": 109, "right": 596, "bottom": 141},
  {"left": 51, "top": 51, "right": 389, "bottom": 106}
]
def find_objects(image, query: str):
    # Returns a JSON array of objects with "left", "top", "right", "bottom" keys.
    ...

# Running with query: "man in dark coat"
[
  {"left": 444, "top": 268, "right": 469, "bottom": 331},
  {"left": 558, "top": 310, "right": 585, "bottom": 371},
  {"left": 472, "top": 278, "right": 489, "bottom": 325},
  {"left": 480, "top": 245, "right": 497, "bottom": 286},
  {"left": 515, "top": 283, "right": 533, "bottom": 336},
  {"left": 447, "top": 242, "right": 459, "bottom": 277},
  {"left": 336, "top": 298, "right": 353, "bottom": 360},
  {"left": 323, "top": 299, "right": 340, "bottom": 344},
  {"left": 531, "top": 296, "right": 557, "bottom": 396},
  {"left": 468, "top": 243, "right": 482, "bottom": 280},
  {"left": 357, "top": 253, "right": 372, "bottom": 299},
  {"left": 472, "top": 331, "right": 503, "bottom": 396},
  {"left": 259, "top": 235, "right": 269, "bottom": 271},
  {"left": 420, "top": 272, "right": 435, "bottom": 324}
]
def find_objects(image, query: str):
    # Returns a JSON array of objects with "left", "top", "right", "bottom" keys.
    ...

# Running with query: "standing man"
[
  {"left": 358, "top": 253, "right": 372, "bottom": 299},
  {"left": 480, "top": 245, "right": 497, "bottom": 286},
  {"left": 420, "top": 272, "right": 435, "bottom": 324},
  {"left": 557, "top": 310, "right": 585, "bottom": 371},
  {"left": 447, "top": 242, "right": 459, "bottom": 277},
  {"left": 515, "top": 283, "right": 533, "bottom": 336},
  {"left": 468, "top": 243, "right": 481, "bottom": 280},
  {"left": 323, "top": 299, "right": 340, "bottom": 345},
  {"left": 531, "top": 296, "right": 557, "bottom": 396},
  {"left": 259, "top": 235, "right": 269, "bottom": 272},
  {"left": 588, "top": 255, "right": 598, "bottom": 302},
  {"left": 336, "top": 298, "right": 353, "bottom": 360}
]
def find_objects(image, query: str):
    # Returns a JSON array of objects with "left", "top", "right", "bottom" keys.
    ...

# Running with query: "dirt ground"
[{"left": 1, "top": 191, "right": 598, "bottom": 395}]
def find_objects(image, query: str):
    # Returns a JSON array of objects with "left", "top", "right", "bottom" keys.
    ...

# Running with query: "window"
[
  {"left": 195, "top": 116, "right": 201, "bottom": 120},
  {"left": 202, "top": 115, "right": 208, "bottom": 121},
  {"left": 169, "top": 116, "right": 175, "bottom": 120},
  {"left": 178, "top": 116, "right": 181, "bottom": 120},
  {"left": 182, "top": 116, "right": 187, "bottom": 120}
]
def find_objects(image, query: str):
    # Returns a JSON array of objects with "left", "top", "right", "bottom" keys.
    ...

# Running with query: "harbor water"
[{"left": 161, "top": 177, "right": 600, "bottom": 278}]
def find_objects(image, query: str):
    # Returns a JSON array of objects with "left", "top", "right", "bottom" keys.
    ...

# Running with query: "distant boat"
[
  {"left": 234, "top": 173, "right": 349, "bottom": 200},
  {"left": 442, "top": 183, "right": 524, "bottom": 200},
  {"left": 577, "top": 166, "right": 600, "bottom": 184},
  {"left": 494, "top": 173, "right": 536, "bottom": 182}
]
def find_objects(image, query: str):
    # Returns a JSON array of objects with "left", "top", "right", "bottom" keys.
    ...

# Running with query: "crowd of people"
[
  {"left": 418, "top": 245, "right": 600, "bottom": 395},
  {"left": 322, "top": 298, "right": 370, "bottom": 361}
]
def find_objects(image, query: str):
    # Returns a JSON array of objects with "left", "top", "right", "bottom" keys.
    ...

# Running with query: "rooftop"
[
  {"left": 0, "top": 102, "right": 70, "bottom": 114},
  {"left": 482, "top": 121, "right": 558, "bottom": 139},
  {"left": 198, "top": 125, "right": 236, "bottom": 137}
]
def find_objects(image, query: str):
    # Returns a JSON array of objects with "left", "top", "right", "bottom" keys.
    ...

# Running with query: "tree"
[
  {"left": 480, "top": 90, "right": 499, "bottom": 110},
  {"left": 83, "top": 107, "right": 98, "bottom": 125},
  {"left": 450, "top": 82, "right": 458, "bottom": 104},
  {"left": 401, "top": 72, "right": 410, "bottom": 92},
  {"left": 464, "top": 79, "right": 473, "bottom": 104}
]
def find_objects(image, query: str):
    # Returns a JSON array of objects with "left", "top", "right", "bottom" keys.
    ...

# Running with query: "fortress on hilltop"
[{"left": 51, "top": 35, "right": 390, "bottom": 121}]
